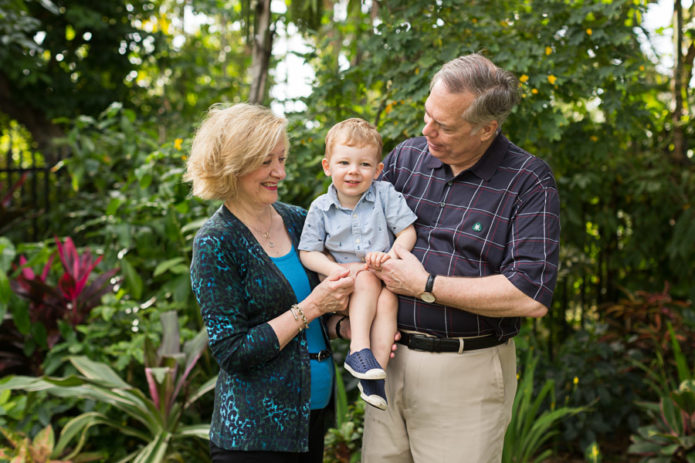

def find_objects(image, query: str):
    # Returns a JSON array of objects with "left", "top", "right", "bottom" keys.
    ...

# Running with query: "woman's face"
[{"left": 236, "top": 138, "right": 287, "bottom": 207}]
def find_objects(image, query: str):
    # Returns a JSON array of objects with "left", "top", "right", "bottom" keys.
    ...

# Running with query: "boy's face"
[{"left": 322, "top": 143, "right": 383, "bottom": 207}]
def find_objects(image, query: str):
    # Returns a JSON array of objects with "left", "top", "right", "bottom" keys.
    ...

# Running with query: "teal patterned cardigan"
[{"left": 190, "top": 202, "right": 326, "bottom": 452}]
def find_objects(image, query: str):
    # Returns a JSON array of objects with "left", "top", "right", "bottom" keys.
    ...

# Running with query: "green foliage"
[
  {"left": 51, "top": 103, "right": 212, "bottom": 324},
  {"left": 0, "top": 0, "right": 166, "bottom": 121},
  {"left": 629, "top": 323, "right": 695, "bottom": 462},
  {"left": 1, "top": 236, "right": 117, "bottom": 376},
  {"left": 602, "top": 285, "right": 695, "bottom": 358},
  {"left": 0, "top": 173, "right": 29, "bottom": 236},
  {"left": 536, "top": 328, "right": 645, "bottom": 452},
  {"left": 502, "top": 349, "right": 586, "bottom": 463},
  {"left": 0, "top": 423, "right": 100, "bottom": 462},
  {"left": 323, "top": 399, "right": 364, "bottom": 463},
  {"left": 0, "top": 311, "right": 215, "bottom": 463}
]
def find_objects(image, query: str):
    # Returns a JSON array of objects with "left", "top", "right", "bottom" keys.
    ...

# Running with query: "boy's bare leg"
[
  {"left": 348, "top": 269, "right": 382, "bottom": 352},
  {"left": 371, "top": 287, "right": 398, "bottom": 370}
]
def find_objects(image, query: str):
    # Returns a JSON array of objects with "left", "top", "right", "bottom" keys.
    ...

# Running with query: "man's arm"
[{"left": 374, "top": 245, "right": 548, "bottom": 319}]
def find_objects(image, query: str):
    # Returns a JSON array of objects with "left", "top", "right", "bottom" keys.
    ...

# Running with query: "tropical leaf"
[
  {"left": 176, "top": 424, "right": 210, "bottom": 439},
  {"left": 68, "top": 355, "right": 131, "bottom": 389}
]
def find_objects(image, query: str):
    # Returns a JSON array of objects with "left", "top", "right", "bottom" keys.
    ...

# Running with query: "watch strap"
[{"left": 425, "top": 273, "right": 436, "bottom": 293}]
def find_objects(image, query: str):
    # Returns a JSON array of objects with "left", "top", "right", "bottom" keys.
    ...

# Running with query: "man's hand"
[{"left": 370, "top": 245, "right": 428, "bottom": 297}]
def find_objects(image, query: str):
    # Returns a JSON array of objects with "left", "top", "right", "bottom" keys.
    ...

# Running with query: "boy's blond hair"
[
  {"left": 184, "top": 103, "right": 288, "bottom": 201},
  {"left": 325, "top": 118, "right": 383, "bottom": 160}
]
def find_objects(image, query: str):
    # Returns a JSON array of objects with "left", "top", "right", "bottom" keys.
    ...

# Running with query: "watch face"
[{"left": 420, "top": 292, "right": 435, "bottom": 303}]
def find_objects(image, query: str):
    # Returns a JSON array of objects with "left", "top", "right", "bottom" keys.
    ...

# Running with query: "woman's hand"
[{"left": 304, "top": 268, "right": 354, "bottom": 317}]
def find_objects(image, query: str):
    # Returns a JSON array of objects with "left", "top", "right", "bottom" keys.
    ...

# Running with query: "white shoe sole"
[
  {"left": 344, "top": 363, "right": 387, "bottom": 380},
  {"left": 358, "top": 381, "right": 388, "bottom": 410}
]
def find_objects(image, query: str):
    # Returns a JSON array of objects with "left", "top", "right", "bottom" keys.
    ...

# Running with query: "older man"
[{"left": 362, "top": 53, "right": 561, "bottom": 462}]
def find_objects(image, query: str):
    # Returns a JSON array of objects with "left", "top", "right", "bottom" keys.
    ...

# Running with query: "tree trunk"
[
  {"left": 248, "top": 0, "right": 273, "bottom": 104},
  {"left": 672, "top": 0, "right": 685, "bottom": 163}
]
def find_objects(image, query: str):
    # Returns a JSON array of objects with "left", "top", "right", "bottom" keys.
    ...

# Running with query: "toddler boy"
[{"left": 298, "top": 118, "right": 417, "bottom": 410}]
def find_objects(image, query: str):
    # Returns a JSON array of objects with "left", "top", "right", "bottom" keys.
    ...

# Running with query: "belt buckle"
[{"left": 316, "top": 350, "right": 330, "bottom": 362}]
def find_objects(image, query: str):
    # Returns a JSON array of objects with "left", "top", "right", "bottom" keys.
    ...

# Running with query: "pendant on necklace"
[{"left": 263, "top": 232, "right": 275, "bottom": 248}]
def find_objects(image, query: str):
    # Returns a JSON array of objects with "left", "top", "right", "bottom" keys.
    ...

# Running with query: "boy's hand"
[
  {"left": 339, "top": 261, "right": 369, "bottom": 279},
  {"left": 365, "top": 251, "right": 391, "bottom": 270}
]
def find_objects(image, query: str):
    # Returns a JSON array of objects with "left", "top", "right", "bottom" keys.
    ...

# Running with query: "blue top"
[
  {"left": 298, "top": 180, "right": 417, "bottom": 263},
  {"left": 190, "top": 202, "right": 331, "bottom": 452},
  {"left": 270, "top": 246, "right": 334, "bottom": 410}
]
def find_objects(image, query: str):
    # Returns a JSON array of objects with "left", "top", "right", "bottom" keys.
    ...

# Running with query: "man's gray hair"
[{"left": 431, "top": 53, "right": 520, "bottom": 128}]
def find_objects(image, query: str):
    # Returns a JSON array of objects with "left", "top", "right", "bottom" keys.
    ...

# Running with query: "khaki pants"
[{"left": 361, "top": 338, "right": 517, "bottom": 463}]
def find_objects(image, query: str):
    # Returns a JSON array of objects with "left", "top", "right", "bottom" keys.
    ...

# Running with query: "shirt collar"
[
  {"left": 424, "top": 133, "right": 510, "bottom": 181},
  {"left": 317, "top": 182, "right": 377, "bottom": 211}
]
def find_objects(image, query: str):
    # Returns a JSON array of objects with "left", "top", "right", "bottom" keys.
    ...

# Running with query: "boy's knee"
[{"left": 355, "top": 270, "right": 381, "bottom": 290}]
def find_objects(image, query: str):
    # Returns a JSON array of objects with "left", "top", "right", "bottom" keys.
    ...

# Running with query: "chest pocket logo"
[{"left": 472, "top": 222, "right": 483, "bottom": 232}]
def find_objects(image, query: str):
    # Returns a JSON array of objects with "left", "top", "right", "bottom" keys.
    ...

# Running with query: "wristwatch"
[{"left": 419, "top": 273, "right": 436, "bottom": 303}]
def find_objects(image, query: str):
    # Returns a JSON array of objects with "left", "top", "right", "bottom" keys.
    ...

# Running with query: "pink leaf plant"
[{"left": 10, "top": 236, "right": 119, "bottom": 346}]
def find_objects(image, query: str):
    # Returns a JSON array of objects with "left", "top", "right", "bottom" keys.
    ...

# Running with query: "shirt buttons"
[
  {"left": 440, "top": 202, "right": 445, "bottom": 208},
  {"left": 355, "top": 238, "right": 360, "bottom": 243}
]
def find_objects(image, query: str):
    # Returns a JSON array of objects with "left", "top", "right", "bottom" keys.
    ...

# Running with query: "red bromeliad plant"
[
  {"left": 54, "top": 237, "right": 118, "bottom": 327},
  {"left": 2, "top": 237, "right": 119, "bottom": 375},
  {"left": 12, "top": 237, "right": 119, "bottom": 341}
]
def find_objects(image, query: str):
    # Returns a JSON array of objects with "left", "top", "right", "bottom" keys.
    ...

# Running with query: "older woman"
[{"left": 185, "top": 103, "right": 354, "bottom": 463}]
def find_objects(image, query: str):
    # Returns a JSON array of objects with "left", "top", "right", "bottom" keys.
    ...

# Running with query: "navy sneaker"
[
  {"left": 358, "top": 379, "right": 388, "bottom": 410},
  {"left": 344, "top": 348, "right": 386, "bottom": 380}
]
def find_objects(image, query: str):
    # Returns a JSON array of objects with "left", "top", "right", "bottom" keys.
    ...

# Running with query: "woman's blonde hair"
[{"left": 184, "top": 103, "right": 288, "bottom": 201}]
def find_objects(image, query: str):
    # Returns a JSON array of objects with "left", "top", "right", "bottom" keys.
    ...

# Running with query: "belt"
[
  {"left": 309, "top": 350, "right": 331, "bottom": 362},
  {"left": 397, "top": 332, "right": 506, "bottom": 353}
]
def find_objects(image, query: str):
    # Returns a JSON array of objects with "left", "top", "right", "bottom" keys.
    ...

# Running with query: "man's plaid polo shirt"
[{"left": 380, "top": 134, "right": 560, "bottom": 339}]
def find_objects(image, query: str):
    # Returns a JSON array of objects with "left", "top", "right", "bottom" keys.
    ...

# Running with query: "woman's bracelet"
[
  {"left": 291, "top": 304, "right": 309, "bottom": 331},
  {"left": 335, "top": 315, "right": 348, "bottom": 340}
]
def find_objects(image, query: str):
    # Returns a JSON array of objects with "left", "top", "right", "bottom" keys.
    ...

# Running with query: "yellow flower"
[
  {"left": 573, "top": 376, "right": 579, "bottom": 385},
  {"left": 519, "top": 74, "right": 529, "bottom": 83},
  {"left": 545, "top": 46, "right": 552, "bottom": 55},
  {"left": 640, "top": 65, "right": 645, "bottom": 71},
  {"left": 181, "top": 155, "right": 187, "bottom": 161},
  {"left": 586, "top": 28, "right": 592, "bottom": 36},
  {"left": 591, "top": 443, "right": 599, "bottom": 459},
  {"left": 547, "top": 74, "right": 557, "bottom": 85},
  {"left": 531, "top": 88, "right": 539, "bottom": 94},
  {"left": 590, "top": 136, "right": 598, "bottom": 142},
  {"left": 174, "top": 138, "right": 183, "bottom": 151}
]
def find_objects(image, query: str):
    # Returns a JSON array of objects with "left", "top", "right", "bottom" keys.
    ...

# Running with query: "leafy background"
[{"left": 0, "top": 0, "right": 694, "bottom": 461}]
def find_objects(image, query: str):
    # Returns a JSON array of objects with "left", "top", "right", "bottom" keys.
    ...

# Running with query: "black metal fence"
[{"left": 1, "top": 145, "right": 64, "bottom": 242}]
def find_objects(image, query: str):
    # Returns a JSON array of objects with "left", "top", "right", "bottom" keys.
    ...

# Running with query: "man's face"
[{"left": 422, "top": 81, "right": 497, "bottom": 175}]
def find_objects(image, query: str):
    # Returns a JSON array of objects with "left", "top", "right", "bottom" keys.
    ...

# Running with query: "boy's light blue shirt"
[{"left": 298, "top": 180, "right": 417, "bottom": 263}]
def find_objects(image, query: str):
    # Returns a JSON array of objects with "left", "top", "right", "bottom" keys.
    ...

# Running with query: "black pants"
[{"left": 210, "top": 408, "right": 327, "bottom": 463}]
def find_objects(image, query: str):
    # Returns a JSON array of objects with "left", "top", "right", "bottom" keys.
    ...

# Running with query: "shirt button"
[
  {"left": 447, "top": 181, "right": 453, "bottom": 186},
  {"left": 355, "top": 239, "right": 360, "bottom": 243},
  {"left": 353, "top": 214, "right": 358, "bottom": 218},
  {"left": 440, "top": 202, "right": 445, "bottom": 208}
]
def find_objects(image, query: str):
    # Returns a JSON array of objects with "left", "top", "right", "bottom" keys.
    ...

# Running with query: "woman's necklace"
[{"left": 247, "top": 207, "right": 275, "bottom": 248}]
